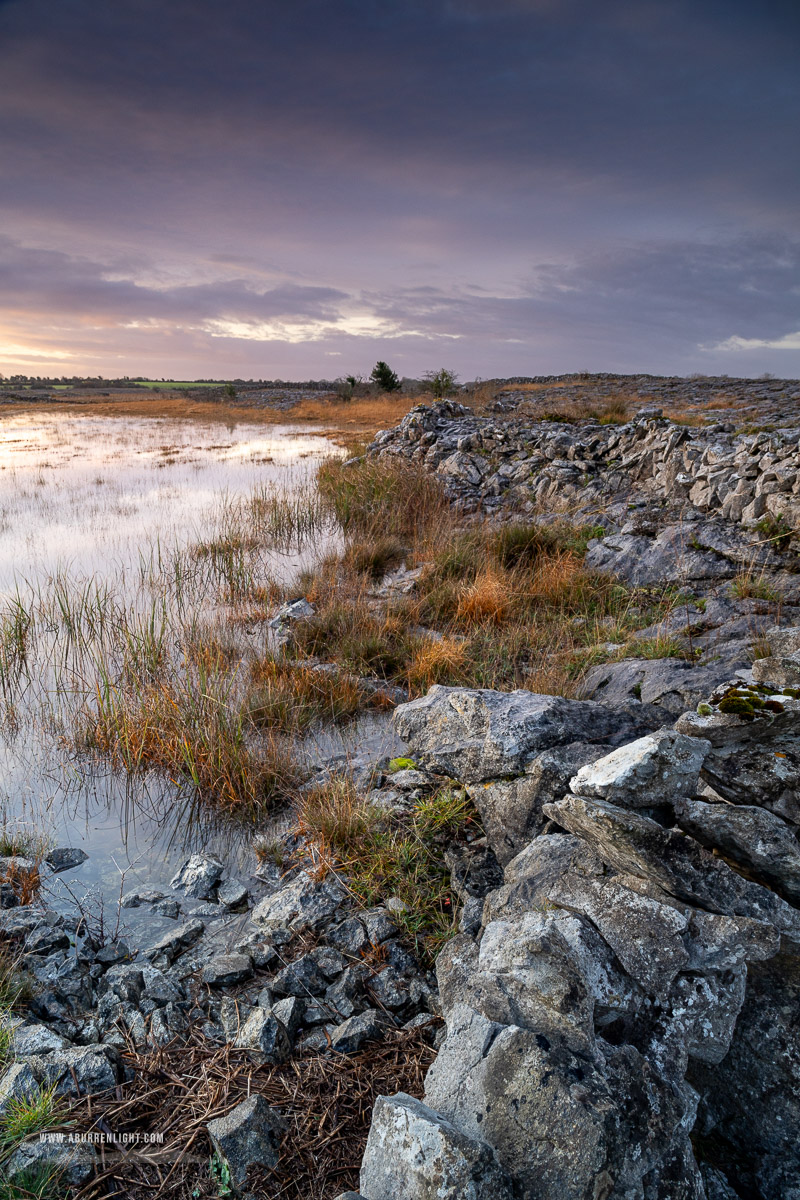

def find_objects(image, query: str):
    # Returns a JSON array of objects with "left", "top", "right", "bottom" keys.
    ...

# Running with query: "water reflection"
[{"left": 0, "top": 411, "right": 345, "bottom": 922}]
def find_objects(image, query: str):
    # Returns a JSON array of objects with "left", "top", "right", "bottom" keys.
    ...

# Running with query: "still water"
[{"left": 0, "top": 411, "right": 395, "bottom": 943}]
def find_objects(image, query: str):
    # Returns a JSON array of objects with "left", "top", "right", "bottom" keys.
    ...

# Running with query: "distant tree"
[
  {"left": 423, "top": 368, "right": 459, "bottom": 399},
  {"left": 370, "top": 361, "right": 401, "bottom": 392},
  {"left": 224, "top": 382, "right": 237, "bottom": 399}
]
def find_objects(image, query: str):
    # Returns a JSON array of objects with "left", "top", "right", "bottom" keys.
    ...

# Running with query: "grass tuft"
[
  {"left": 297, "top": 780, "right": 481, "bottom": 962},
  {"left": 730, "top": 569, "right": 781, "bottom": 602}
]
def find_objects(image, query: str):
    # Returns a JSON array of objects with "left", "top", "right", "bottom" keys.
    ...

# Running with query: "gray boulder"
[
  {"left": 330, "top": 1009, "right": 385, "bottom": 1054},
  {"left": 28, "top": 1045, "right": 121, "bottom": 1096},
  {"left": 251, "top": 870, "right": 346, "bottom": 932},
  {"left": 467, "top": 742, "right": 604, "bottom": 863},
  {"left": 544, "top": 794, "right": 800, "bottom": 944},
  {"left": 169, "top": 853, "right": 224, "bottom": 899},
  {"left": 11, "top": 1023, "right": 69, "bottom": 1056},
  {"left": 201, "top": 953, "right": 254, "bottom": 987},
  {"left": 360, "top": 1092, "right": 513, "bottom": 1200},
  {"left": 143, "top": 918, "right": 205, "bottom": 965},
  {"left": 458, "top": 913, "right": 596, "bottom": 1049},
  {"left": 234, "top": 1008, "right": 290, "bottom": 1062},
  {"left": 394, "top": 686, "right": 659, "bottom": 783},
  {"left": 424, "top": 1003, "right": 695, "bottom": 1200},
  {"left": 0, "top": 1062, "right": 38, "bottom": 1115},
  {"left": 674, "top": 797, "right": 800, "bottom": 904},
  {"left": 689, "top": 950, "right": 800, "bottom": 1200},
  {"left": 207, "top": 1094, "right": 285, "bottom": 1190},
  {"left": 752, "top": 624, "right": 800, "bottom": 687},
  {"left": 584, "top": 525, "right": 737, "bottom": 586},
  {"left": 582, "top": 657, "right": 753, "bottom": 718},
  {"left": 569, "top": 730, "right": 710, "bottom": 809},
  {"left": 218, "top": 877, "right": 249, "bottom": 908}
]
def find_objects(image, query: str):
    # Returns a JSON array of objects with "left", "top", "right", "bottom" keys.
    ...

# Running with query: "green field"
[{"left": 133, "top": 380, "right": 222, "bottom": 389}]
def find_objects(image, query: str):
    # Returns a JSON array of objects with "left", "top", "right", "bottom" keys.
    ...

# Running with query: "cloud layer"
[{"left": 1, "top": 0, "right": 798, "bottom": 377}]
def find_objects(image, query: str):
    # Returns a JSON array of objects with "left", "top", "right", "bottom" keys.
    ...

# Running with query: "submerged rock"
[{"left": 44, "top": 847, "right": 89, "bottom": 873}]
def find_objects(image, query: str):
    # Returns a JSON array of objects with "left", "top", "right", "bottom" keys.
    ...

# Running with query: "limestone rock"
[
  {"left": 207, "top": 1094, "right": 285, "bottom": 1190},
  {"left": 0, "top": 1062, "right": 38, "bottom": 1115},
  {"left": 394, "top": 686, "right": 660, "bottom": 783},
  {"left": 424, "top": 1003, "right": 695, "bottom": 1200},
  {"left": 143, "top": 919, "right": 205, "bottom": 965},
  {"left": 544, "top": 794, "right": 800, "bottom": 944},
  {"left": 330, "top": 1009, "right": 385, "bottom": 1054},
  {"left": 751, "top": 624, "right": 800, "bottom": 687},
  {"left": 169, "top": 853, "right": 224, "bottom": 900},
  {"left": 200, "top": 953, "right": 254, "bottom": 987},
  {"left": 674, "top": 797, "right": 800, "bottom": 904},
  {"left": 44, "top": 847, "right": 89, "bottom": 873},
  {"left": 569, "top": 729, "right": 710, "bottom": 808},
  {"left": 251, "top": 870, "right": 346, "bottom": 932},
  {"left": 360, "top": 1092, "right": 513, "bottom": 1200},
  {"left": 467, "top": 742, "right": 604, "bottom": 863},
  {"left": 234, "top": 1008, "right": 291, "bottom": 1062}
]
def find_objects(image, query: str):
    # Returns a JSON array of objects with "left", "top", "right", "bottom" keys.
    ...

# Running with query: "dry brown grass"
[
  {"left": 455, "top": 568, "right": 510, "bottom": 624},
  {"left": 523, "top": 393, "right": 633, "bottom": 425},
  {"left": 81, "top": 669, "right": 301, "bottom": 815},
  {"left": 406, "top": 636, "right": 469, "bottom": 690},
  {"left": 71, "top": 1026, "right": 437, "bottom": 1200},
  {"left": 247, "top": 658, "right": 392, "bottom": 733},
  {"left": 296, "top": 776, "right": 378, "bottom": 848},
  {"left": 1, "top": 389, "right": 426, "bottom": 440}
]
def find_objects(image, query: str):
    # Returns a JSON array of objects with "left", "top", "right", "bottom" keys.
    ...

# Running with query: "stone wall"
[{"left": 368, "top": 400, "right": 800, "bottom": 530}]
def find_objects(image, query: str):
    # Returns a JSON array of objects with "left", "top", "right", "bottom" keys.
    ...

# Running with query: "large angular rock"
[
  {"left": 251, "top": 870, "right": 346, "bottom": 932},
  {"left": 543, "top": 794, "right": 800, "bottom": 944},
  {"left": 569, "top": 730, "right": 710, "bottom": 809},
  {"left": 200, "top": 953, "right": 254, "bottom": 987},
  {"left": 424, "top": 1003, "right": 696, "bottom": 1200},
  {"left": 689, "top": 949, "right": 800, "bottom": 1200},
  {"left": 360, "top": 1092, "right": 513, "bottom": 1200},
  {"left": 467, "top": 742, "right": 604, "bottom": 864},
  {"left": 27, "top": 1045, "right": 121, "bottom": 1096},
  {"left": 674, "top": 797, "right": 800, "bottom": 904},
  {"left": 677, "top": 695, "right": 800, "bottom": 824},
  {"left": 584, "top": 526, "right": 737, "bottom": 586},
  {"left": 543, "top": 873, "right": 691, "bottom": 996},
  {"left": 458, "top": 913, "right": 596, "bottom": 1049},
  {"left": 330, "top": 1009, "right": 385, "bottom": 1054},
  {"left": 582, "top": 658, "right": 753, "bottom": 719},
  {"left": 0, "top": 1062, "right": 38, "bottom": 1115},
  {"left": 207, "top": 1095, "right": 285, "bottom": 1190},
  {"left": 393, "top": 686, "right": 659, "bottom": 783},
  {"left": 10, "top": 1023, "right": 69, "bottom": 1056}
]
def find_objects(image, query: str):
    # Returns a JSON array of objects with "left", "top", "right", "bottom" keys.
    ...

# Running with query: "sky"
[{"left": 0, "top": 0, "right": 799, "bottom": 381}]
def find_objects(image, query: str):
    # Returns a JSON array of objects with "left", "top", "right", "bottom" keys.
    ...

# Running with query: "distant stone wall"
[{"left": 368, "top": 400, "right": 800, "bottom": 529}]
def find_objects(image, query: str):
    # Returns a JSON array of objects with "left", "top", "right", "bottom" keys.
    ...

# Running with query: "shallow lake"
[{"left": 0, "top": 411, "right": 400, "bottom": 944}]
